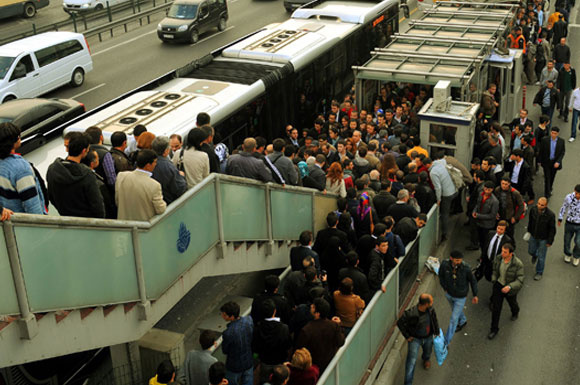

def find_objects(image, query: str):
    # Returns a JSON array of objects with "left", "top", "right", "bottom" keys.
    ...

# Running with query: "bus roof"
[{"left": 292, "top": 0, "right": 397, "bottom": 24}]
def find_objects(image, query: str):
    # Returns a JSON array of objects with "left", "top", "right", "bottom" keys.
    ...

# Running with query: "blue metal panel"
[{"left": 142, "top": 183, "right": 219, "bottom": 298}]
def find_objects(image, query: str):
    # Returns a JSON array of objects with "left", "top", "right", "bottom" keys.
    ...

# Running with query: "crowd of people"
[{"left": 1, "top": 2, "right": 580, "bottom": 385}]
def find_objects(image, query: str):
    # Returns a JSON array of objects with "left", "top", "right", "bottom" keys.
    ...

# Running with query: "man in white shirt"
[{"left": 568, "top": 86, "right": 580, "bottom": 142}]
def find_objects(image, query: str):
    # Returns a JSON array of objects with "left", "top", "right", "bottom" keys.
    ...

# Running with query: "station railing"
[
  {"left": 317, "top": 204, "right": 439, "bottom": 385},
  {"left": 0, "top": 173, "right": 337, "bottom": 319}
]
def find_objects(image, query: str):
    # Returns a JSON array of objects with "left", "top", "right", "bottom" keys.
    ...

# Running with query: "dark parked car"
[
  {"left": 0, "top": 98, "right": 85, "bottom": 154},
  {"left": 157, "top": 0, "right": 228, "bottom": 44}
]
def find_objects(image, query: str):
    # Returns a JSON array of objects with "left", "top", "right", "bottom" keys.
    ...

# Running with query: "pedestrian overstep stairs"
[{"left": 0, "top": 240, "right": 294, "bottom": 367}]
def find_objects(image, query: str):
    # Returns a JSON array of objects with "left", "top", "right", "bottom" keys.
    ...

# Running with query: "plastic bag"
[
  {"left": 433, "top": 328, "right": 448, "bottom": 366},
  {"left": 425, "top": 256, "right": 440, "bottom": 275}
]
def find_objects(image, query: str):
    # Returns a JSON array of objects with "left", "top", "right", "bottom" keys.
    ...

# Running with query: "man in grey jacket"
[
  {"left": 267, "top": 138, "right": 298, "bottom": 186},
  {"left": 178, "top": 331, "right": 218, "bottom": 385},
  {"left": 473, "top": 181, "right": 499, "bottom": 256},
  {"left": 226, "top": 138, "right": 273, "bottom": 183},
  {"left": 426, "top": 151, "right": 457, "bottom": 241}
]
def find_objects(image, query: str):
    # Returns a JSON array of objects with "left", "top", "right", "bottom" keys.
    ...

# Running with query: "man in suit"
[
  {"left": 290, "top": 230, "right": 320, "bottom": 272},
  {"left": 312, "top": 212, "right": 351, "bottom": 255},
  {"left": 505, "top": 149, "right": 534, "bottom": 203},
  {"left": 338, "top": 251, "right": 372, "bottom": 304},
  {"left": 480, "top": 221, "right": 514, "bottom": 282},
  {"left": 509, "top": 109, "right": 534, "bottom": 131},
  {"left": 538, "top": 127, "right": 565, "bottom": 197},
  {"left": 116, "top": 149, "right": 167, "bottom": 221}
]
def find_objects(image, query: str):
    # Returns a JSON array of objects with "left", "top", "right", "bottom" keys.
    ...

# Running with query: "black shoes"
[
  {"left": 488, "top": 330, "right": 498, "bottom": 340},
  {"left": 466, "top": 244, "right": 480, "bottom": 251},
  {"left": 511, "top": 314, "right": 519, "bottom": 321},
  {"left": 456, "top": 322, "right": 467, "bottom": 332}
]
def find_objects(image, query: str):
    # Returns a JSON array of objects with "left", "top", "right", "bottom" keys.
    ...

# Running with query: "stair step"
[
  {"left": 80, "top": 307, "right": 96, "bottom": 320},
  {"left": 103, "top": 305, "right": 117, "bottom": 317},
  {"left": 55, "top": 311, "right": 70, "bottom": 323},
  {"left": 124, "top": 302, "right": 137, "bottom": 313}
]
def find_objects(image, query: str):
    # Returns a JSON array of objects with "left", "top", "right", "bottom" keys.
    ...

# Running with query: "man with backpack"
[
  {"left": 267, "top": 138, "right": 298, "bottom": 186},
  {"left": 425, "top": 151, "right": 458, "bottom": 242},
  {"left": 494, "top": 177, "right": 525, "bottom": 239}
]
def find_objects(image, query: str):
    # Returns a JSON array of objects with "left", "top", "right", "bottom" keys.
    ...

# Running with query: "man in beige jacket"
[{"left": 116, "top": 149, "right": 166, "bottom": 221}]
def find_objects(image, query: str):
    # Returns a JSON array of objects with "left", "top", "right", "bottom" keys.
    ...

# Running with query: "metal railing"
[
  {"left": 317, "top": 204, "right": 439, "bottom": 385},
  {"left": 0, "top": 173, "right": 336, "bottom": 319},
  {"left": 0, "top": 0, "right": 171, "bottom": 46}
]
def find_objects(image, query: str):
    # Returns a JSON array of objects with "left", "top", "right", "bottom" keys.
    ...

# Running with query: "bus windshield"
[
  {"left": 0, "top": 56, "right": 16, "bottom": 80},
  {"left": 168, "top": 4, "right": 198, "bottom": 19}
]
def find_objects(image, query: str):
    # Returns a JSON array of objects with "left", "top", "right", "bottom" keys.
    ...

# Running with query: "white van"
[
  {"left": 0, "top": 32, "right": 93, "bottom": 104},
  {"left": 63, "top": 0, "right": 128, "bottom": 13}
]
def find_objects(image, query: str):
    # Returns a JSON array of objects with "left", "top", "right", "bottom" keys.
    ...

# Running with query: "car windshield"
[
  {"left": 0, "top": 56, "right": 16, "bottom": 80},
  {"left": 168, "top": 4, "right": 198, "bottom": 19}
]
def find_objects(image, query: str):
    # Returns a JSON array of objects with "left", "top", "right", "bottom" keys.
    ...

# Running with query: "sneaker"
[
  {"left": 456, "top": 322, "right": 467, "bottom": 332},
  {"left": 535, "top": 81, "right": 540, "bottom": 85},
  {"left": 423, "top": 360, "right": 431, "bottom": 370},
  {"left": 564, "top": 255, "right": 572, "bottom": 263},
  {"left": 574, "top": 258, "right": 580, "bottom": 267},
  {"left": 569, "top": 137, "right": 576, "bottom": 142},
  {"left": 534, "top": 273, "right": 542, "bottom": 281}
]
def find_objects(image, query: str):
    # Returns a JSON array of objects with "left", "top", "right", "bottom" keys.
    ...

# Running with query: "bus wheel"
[{"left": 23, "top": 3, "right": 36, "bottom": 18}]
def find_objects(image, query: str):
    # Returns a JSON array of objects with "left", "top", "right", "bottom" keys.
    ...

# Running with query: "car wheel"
[
  {"left": 2, "top": 95, "right": 16, "bottom": 103},
  {"left": 70, "top": 68, "right": 85, "bottom": 87},
  {"left": 218, "top": 17, "right": 226, "bottom": 31},
  {"left": 190, "top": 29, "right": 199, "bottom": 44},
  {"left": 23, "top": 2, "right": 36, "bottom": 18},
  {"left": 95, "top": 3, "right": 104, "bottom": 11},
  {"left": 285, "top": 7, "right": 292, "bottom": 12}
]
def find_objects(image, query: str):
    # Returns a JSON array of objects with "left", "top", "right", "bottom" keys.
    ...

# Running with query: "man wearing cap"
[{"left": 439, "top": 251, "right": 478, "bottom": 346}]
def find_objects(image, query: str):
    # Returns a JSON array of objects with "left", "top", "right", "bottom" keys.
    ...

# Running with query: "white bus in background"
[
  {"left": 0, "top": 32, "right": 93, "bottom": 104},
  {"left": 63, "top": 0, "right": 399, "bottom": 147}
]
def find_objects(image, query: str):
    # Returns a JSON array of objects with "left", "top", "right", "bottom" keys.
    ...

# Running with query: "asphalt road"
[
  {"left": 0, "top": 0, "right": 161, "bottom": 40},
  {"left": 388, "top": 7, "right": 580, "bottom": 385},
  {"left": 40, "top": 0, "right": 290, "bottom": 110}
]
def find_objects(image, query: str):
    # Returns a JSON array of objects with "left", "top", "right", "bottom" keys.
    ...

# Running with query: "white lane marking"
[
  {"left": 190, "top": 26, "right": 235, "bottom": 46},
  {"left": 93, "top": 29, "right": 158, "bottom": 57},
  {"left": 71, "top": 83, "right": 106, "bottom": 99}
]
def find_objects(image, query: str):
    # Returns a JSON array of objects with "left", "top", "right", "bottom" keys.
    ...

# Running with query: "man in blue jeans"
[
  {"left": 438, "top": 251, "right": 479, "bottom": 346},
  {"left": 528, "top": 197, "right": 556, "bottom": 280},
  {"left": 558, "top": 184, "right": 580, "bottom": 266},
  {"left": 397, "top": 293, "right": 439, "bottom": 385},
  {"left": 220, "top": 301, "right": 254, "bottom": 385}
]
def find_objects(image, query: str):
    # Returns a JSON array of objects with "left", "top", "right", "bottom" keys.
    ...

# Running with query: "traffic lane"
[
  {"left": 0, "top": 0, "right": 67, "bottom": 34},
  {"left": 0, "top": 0, "right": 159, "bottom": 40},
  {"left": 405, "top": 27, "right": 580, "bottom": 385},
  {"left": 42, "top": 0, "right": 289, "bottom": 110}
]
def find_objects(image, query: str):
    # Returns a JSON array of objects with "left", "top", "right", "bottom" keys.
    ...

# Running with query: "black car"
[
  {"left": 157, "top": 0, "right": 228, "bottom": 43},
  {"left": 0, "top": 98, "right": 85, "bottom": 154}
]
